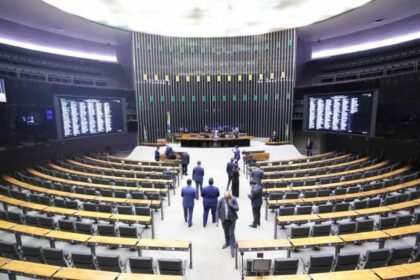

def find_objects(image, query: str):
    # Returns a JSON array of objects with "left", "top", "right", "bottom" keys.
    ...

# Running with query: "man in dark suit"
[
  {"left": 181, "top": 179, "right": 196, "bottom": 227},
  {"left": 201, "top": 178, "right": 220, "bottom": 227},
  {"left": 248, "top": 181, "right": 263, "bottom": 228},
  {"left": 270, "top": 130, "right": 279, "bottom": 142},
  {"left": 226, "top": 158, "right": 235, "bottom": 190},
  {"left": 233, "top": 146, "right": 241, "bottom": 164},
  {"left": 216, "top": 191, "right": 239, "bottom": 257},
  {"left": 306, "top": 137, "right": 314, "bottom": 156},
  {"left": 154, "top": 147, "right": 160, "bottom": 161},
  {"left": 181, "top": 152, "right": 190, "bottom": 175},
  {"left": 164, "top": 145, "right": 173, "bottom": 158},
  {"left": 250, "top": 166, "right": 264, "bottom": 186},
  {"left": 192, "top": 161, "right": 204, "bottom": 199}
]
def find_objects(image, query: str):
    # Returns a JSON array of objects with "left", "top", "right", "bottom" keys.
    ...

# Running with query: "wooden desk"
[
  {"left": 277, "top": 214, "right": 319, "bottom": 224},
  {"left": 0, "top": 220, "right": 17, "bottom": 230},
  {"left": 382, "top": 224, "right": 420, "bottom": 238},
  {"left": 0, "top": 256, "right": 10, "bottom": 267},
  {"left": 46, "top": 230, "right": 91, "bottom": 243},
  {"left": 258, "top": 154, "right": 349, "bottom": 171},
  {"left": 179, "top": 133, "right": 252, "bottom": 147},
  {"left": 53, "top": 267, "right": 120, "bottom": 280},
  {"left": 311, "top": 269, "right": 380, "bottom": 280},
  {"left": 2, "top": 259, "right": 60, "bottom": 278},
  {"left": 84, "top": 156, "right": 179, "bottom": 171},
  {"left": 317, "top": 211, "right": 358, "bottom": 220},
  {"left": 87, "top": 235, "right": 138, "bottom": 247},
  {"left": 339, "top": 231, "right": 389, "bottom": 243},
  {"left": 265, "top": 141, "right": 289, "bottom": 146},
  {"left": 289, "top": 236, "right": 342, "bottom": 255},
  {"left": 118, "top": 274, "right": 183, "bottom": 280},
  {"left": 12, "top": 224, "right": 51, "bottom": 237},
  {"left": 372, "top": 262, "right": 420, "bottom": 279},
  {"left": 354, "top": 206, "right": 392, "bottom": 216}
]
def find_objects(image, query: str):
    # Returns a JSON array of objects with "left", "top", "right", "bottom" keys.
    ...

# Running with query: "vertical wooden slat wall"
[{"left": 133, "top": 29, "right": 296, "bottom": 143}]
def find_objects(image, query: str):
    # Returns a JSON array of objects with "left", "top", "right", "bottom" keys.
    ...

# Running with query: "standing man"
[
  {"left": 165, "top": 144, "right": 173, "bottom": 159},
  {"left": 248, "top": 181, "right": 263, "bottom": 228},
  {"left": 226, "top": 158, "right": 235, "bottom": 190},
  {"left": 201, "top": 178, "right": 220, "bottom": 227},
  {"left": 250, "top": 166, "right": 264, "bottom": 186},
  {"left": 306, "top": 137, "right": 314, "bottom": 156},
  {"left": 181, "top": 152, "right": 190, "bottom": 175},
  {"left": 216, "top": 191, "right": 239, "bottom": 257},
  {"left": 181, "top": 179, "right": 196, "bottom": 227},
  {"left": 270, "top": 130, "right": 279, "bottom": 142},
  {"left": 192, "top": 161, "right": 204, "bottom": 199},
  {"left": 154, "top": 146, "right": 160, "bottom": 161},
  {"left": 233, "top": 146, "right": 241, "bottom": 164}
]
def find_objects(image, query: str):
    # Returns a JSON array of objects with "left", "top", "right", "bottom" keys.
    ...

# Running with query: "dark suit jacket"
[
  {"left": 154, "top": 150, "right": 160, "bottom": 161},
  {"left": 181, "top": 186, "right": 196, "bottom": 208},
  {"left": 192, "top": 166, "right": 204, "bottom": 182},
  {"left": 201, "top": 185, "right": 220, "bottom": 207},
  {"left": 216, "top": 197, "right": 239, "bottom": 222},
  {"left": 248, "top": 185, "right": 263, "bottom": 207},
  {"left": 250, "top": 168, "right": 264, "bottom": 185},
  {"left": 226, "top": 161, "right": 235, "bottom": 175},
  {"left": 165, "top": 146, "right": 174, "bottom": 158},
  {"left": 307, "top": 140, "right": 313, "bottom": 150},
  {"left": 233, "top": 149, "right": 241, "bottom": 161},
  {"left": 181, "top": 153, "right": 190, "bottom": 165}
]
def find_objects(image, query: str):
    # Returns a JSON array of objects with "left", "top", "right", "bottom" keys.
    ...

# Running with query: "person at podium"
[{"left": 270, "top": 130, "right": 279, "bottom": 142}]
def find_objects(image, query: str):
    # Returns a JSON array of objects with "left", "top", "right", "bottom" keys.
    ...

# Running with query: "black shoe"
[
  {"left": 222, "top": 244, "right": 229, "bottom": 249},
  {"left": 249, "top": 224, "right": 257, "bottom": 228},
  {"left": 188, "top": 223, "right": 192, "bottom": 227},
  {"left": 203, "top": 224, "right": 206, "bottom": 227},
  {"left": 257, "top": 222, "right": 261, "bottom": 226},
  {"left": 231, "top": 250, "right": 235, "bottom": 258}
]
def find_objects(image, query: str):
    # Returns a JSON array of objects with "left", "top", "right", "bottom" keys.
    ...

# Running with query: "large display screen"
[
  {"left": 0, "top": 79, "right": 6, "bottom": 102},
  {"left": 56, "top": 95, "right": 125, "bottom": 139},
  {"left": 304, "top": 91, "right": 377, "bottom": 136}
]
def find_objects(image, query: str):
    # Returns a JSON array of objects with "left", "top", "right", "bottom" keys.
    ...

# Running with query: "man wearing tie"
[
  {"left": 216, "top": 191, "right": 239, "bottom": 257},
  {"left": 192, "top": 161, "right": 204, "bottom": 199},
  {"left": 181, "top": 179, "right": 196, "bottom": 227},
  {"left": 248, "top": 181, "right": 263, "bottom": 228}
]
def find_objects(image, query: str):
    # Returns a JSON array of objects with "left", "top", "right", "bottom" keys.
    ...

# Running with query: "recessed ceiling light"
[
  {"left": 42, "top": 0, "right": 372, "bottom": 37},
  {"left": 372, "top": 18, "right": 386, "bottom": 23}
]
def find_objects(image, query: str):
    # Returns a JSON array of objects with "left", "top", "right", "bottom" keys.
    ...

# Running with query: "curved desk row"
[
  {"left": 256, "top": 152, "right": 338, "bottom": 167},
  {"left": 84, "top": 156, "right": 180, "bottom": 172}
]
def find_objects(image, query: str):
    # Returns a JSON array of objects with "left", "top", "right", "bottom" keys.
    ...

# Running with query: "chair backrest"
[
  {"left": 119, "top": 226, "right": 138, "bottom": 238},
  {"left": 0, "top": 241, "right": 20, "bottom": 259},
  {"left": 307, "top": 254, "right": 334, "bottom": 274},
  {"left": 347, "top": 187, "right": 360, "bottom": 194},
  {"left": 368, "top": 198, "right": 381, "bottom": 208},
  {"left": 97, "top": 254, "right": 122, "bottom": 272},
  {"left": 396, "top": 215, "right": 413, "bottom": 227},
  {"left": 312, "top": 224, "right": 331, "bottom": 237},
  {"left": 74, "top": 187, "right": 86, "bottom": 194},
  {"left": 29, "top": 194, "right": 40, "bottom": 203},
  {"left": 384, "top": 195, "right": 398, "bottom": 205},
  {"left": 334, "top": 189, "right": 346, "bottom": 195},
  {"left": 53, "top": 198, "right": 65, "bottom": 207},
  {"left": 39, "top": 196, "right": 51, "bottom": 206},
  {"left": 356, "top": 219, "right": 374, "bottom": 232},
  {"left": 22, "top": 245, "right": 43, "bottom": 263},
  {"left": 285, "top": 192, "right": 299, "bottom": 199},
  {"left": 318, "top": 204, "right": 333, "bottom": 214},
  {"left": 135, "top": 206, "right": 151, "bottom": 216},
  {"left": 377, "top": 217, "right": 396, "bottom": 230},
  {"left": 290, "top": 226, "right": 310, "bottom": 238},
  {"left": 337, "top": 222, "right": 356, "bottom": 234},
  {"left": 100, "top": 189, "right": 113, "bottom": 197},
  {"left": 24, "top": 214, "right": 39, "bottom": 226},
  {"left": 117, "top": 205, "right": 133, "bottom": 215},
  {"left": 245, "top": 259, "right": 256, "bottom": 276},
  {"left": 278, "top": 207, "right": 295, "bottom": 216},
  {"left": 114, "top": 191, "right": 127, "bottom": 199},
  {"left": 317, "top": 190, "right": 330, "bottom": 197},
  {"left": 158, "top": 258, "right": 184, "bottom": 276},
  {"left": 97, "top": 224, "right": 116, "bottom": 237},
  {"left": 296, "top": 206, "right": 312, "bottom": 215},
  {"left": 273, "top": 258, "right": 299, "bottom": 275},
  {"left": 83, "top": 202, "right": 98, "bottom": 212},
  {"left": 72, "top": 252, "right": 96, "bottom": 270},
  {"left": 335, "top": 203, "right": 349, "bottom": 212},
  {"left": 131, "top": 192, "right": 146, "bottom": 200},
  {"left": 98, "top": 203, "right": 113, "bottom": 213},
  {"left": 85, "top": 188, "right": 97, "bottom": 196},
  {"left": 75, "top": 222, "right": 94, "bottom": 234},
  {"left": 7, "top": 211, "right": 23, "bottom": 224},
  {"left": 42, "top": 248, "right": 67, "bottom": 266},
  {"left": 129, "top": 256, "right": 154, "bottom": 274},
  {"left": 65, "top": 200, "right": 79, "bottom": 210},
  {"left": 388, "top": 246, "right": 413, "bottom": 266},
  {"left": 303, "top": 191, "right": 316, "bottom": 198},
  {"left": 353, "top": 200, "right": 368, "bottom": 209},
  {"left": 334, "top": 252, "right": 360, "bottom": 272},
  {"left": 38, "top": 217, "right": 55, "bottom": 229},
  {"left": 363, "top": 249, "right": 391, "bottom": 268},
  {"left": 58, "top": 219, "right": 75, "bottom": 232}
]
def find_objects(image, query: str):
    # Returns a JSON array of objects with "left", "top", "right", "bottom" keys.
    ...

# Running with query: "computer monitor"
[{"left": 251, "top": 259, "right": 272, "bottom": 273}]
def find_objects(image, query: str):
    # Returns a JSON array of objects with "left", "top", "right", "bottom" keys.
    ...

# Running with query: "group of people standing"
[{"left": 177, "top": 145, "right": 264, "bottom": 258}]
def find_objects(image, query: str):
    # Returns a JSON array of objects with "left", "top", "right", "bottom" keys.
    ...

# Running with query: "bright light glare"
[
  {"left": 0, "top": 37, "right": 117, "bottom": 62},
  {"left": 42, "top": 0, "right": 372, "bottom": 37},
  {"left": 312, "top": 31, "right": 420, "bottom": 59}
]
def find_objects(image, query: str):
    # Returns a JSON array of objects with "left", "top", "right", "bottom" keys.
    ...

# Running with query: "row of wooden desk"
[
  {"left": 262, "top": 161, "right": 389, "bottom": 183},
  {"left": 274, "top": 199, "right": 420, "bottom": 238},
  {"left": 256, "top": 152, "right": 338, "bottom": 167},
  {"left": 265, "top": 166, "right": 410, "bottom": 193},
  {"left": 105, "top": 154, "right": 180, "bottom": 167},
  {"left": 0, "top": 256, "right": 183, "bottom": 280},
  {"left": 3, "top": 175, "right": 166, "bottom": 220},
  {"left": 235, "top": 224, "right": 420, "bottom": 269},
  {"left": 0, "top": 195, "right": 156, "bottom": 238},
  {"left": 0, "top": 219, "right": 193, "bottom": 269},
  {"left": 244, "top": 262, "right": 420, "bottom": 280},
  {"left": 266, "top": 175, "right": 419, "bottom": 215}
]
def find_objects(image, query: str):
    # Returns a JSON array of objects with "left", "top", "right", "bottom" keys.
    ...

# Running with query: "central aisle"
[{"left": 129, "top": 142, "right": 303, "bottom": 279}]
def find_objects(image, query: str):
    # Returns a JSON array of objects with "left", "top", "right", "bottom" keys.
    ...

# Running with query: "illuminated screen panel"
[
  {"left": 305, "top": 91, "right": 376, "bottom": 136},
  {"left": 57, "top": 95, "right": 125, "bottom": 139}
]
